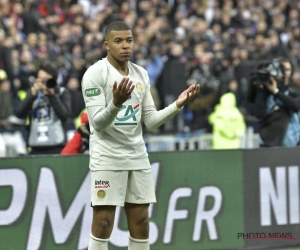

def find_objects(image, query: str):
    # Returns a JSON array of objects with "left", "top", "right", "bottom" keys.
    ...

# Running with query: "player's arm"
[
  {"left": 82, "top": 74, "right": 134, "bottom": 133},
  {"left": 142, "top": 83, "right": 200, "bottom": 130},
  {"left": 87, "top": 104, "right": 119, "bottom": 133},
  {"left": 142, "top": 86, "right": 183, "bottom": 130}
]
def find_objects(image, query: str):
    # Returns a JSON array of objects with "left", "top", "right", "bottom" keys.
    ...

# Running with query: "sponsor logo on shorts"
[
  {"left": 97, "top": 190, "right": 106, "bottom": 198},
  {"left": 95, "top": 180, "right": 110, "bottom": 189}
]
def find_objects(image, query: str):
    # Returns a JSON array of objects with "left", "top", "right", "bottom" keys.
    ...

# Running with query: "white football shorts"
[{"left": 90, "top": 169, "right": 157, "bottom": 206}]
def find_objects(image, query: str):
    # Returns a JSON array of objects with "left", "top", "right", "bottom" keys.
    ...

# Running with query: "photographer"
[
  {"left": 249, "top": 58, "right": 300, "bottom": 147},
  {"left": 15, "top": 61, "right": 71, "bottom": 155}
]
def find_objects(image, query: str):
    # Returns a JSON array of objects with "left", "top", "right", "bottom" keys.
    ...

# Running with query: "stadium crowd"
[{"left": 1, "top": 0, "right": 300, "bottom": 154}]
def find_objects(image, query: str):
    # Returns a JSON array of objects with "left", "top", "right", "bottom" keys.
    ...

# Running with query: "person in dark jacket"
[
  {"left": 157, "top": 43, "right": 187, "bottom": 133},
  {"left": 249, "top": 58, "right": 300, "bottom": 147},
  {"left": 15, "top": 61, "right": 71, "bottom": 155}
]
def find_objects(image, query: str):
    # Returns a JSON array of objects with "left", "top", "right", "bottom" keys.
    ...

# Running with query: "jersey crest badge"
[{"left": 136, "top": 82, "right": 144, "bottom": 92}]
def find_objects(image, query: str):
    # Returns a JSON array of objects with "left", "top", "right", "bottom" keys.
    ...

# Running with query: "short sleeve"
[{"left": 81, "top": 63, "right": 106, "bottom": 107}]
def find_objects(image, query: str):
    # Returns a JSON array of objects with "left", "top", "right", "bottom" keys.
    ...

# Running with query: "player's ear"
[{"left": 104, "top": 41, "right": 109, "bottom": 51}]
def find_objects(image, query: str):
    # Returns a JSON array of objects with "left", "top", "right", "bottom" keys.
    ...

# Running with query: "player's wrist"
[
  {"left": 113, "top": 99, "right": 122, "bottom": 108},
  {"left": 176, "top": 100, "right": 183, "bottom": 109},
  {"left": 174, "top": 101, "right": 184, "bottom": 111}
]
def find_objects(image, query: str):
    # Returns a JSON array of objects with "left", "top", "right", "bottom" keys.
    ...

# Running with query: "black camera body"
[
  {"left": 42, "top": 78, "right": 57, "bottom": 89},
  {"left": 251, "top": 59, "right": 285, "bottom": 89}
]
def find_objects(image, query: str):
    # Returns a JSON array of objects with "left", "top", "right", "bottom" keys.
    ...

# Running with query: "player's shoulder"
[
  {"left": 129, "top": 61, "right": 148, "bottom": 76},
  {"left": 83, "top": 58, "right": 107, "bottom": 80},
  {"left": 84, "top": 58, "right": 108, "bottom": 74},
  {"left": 82, "top": 58, "right": 107, "bottom": 86},
  {"left": 128, "top": 61, "right": 149, "bottom": 86}
]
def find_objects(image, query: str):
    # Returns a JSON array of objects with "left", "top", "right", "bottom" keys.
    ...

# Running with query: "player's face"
[{"left": 105, "top": 30, "right": 134, "bottom": 63}]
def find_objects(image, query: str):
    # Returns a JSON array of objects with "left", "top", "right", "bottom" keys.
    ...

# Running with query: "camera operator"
[
  {"left": 249, "top": 58, "right": 300, "bottom": 147},
  {"left": 15, "top": 61, "right": 71, "bottom": 155}
]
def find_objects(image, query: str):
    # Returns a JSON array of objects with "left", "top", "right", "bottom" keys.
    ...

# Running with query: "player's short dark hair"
[
  {"left": 39, "top": 60, "right": 58, "bottom": 80},
  {"left": 104, "top": 21, "right": 132, "bottom": 41}
]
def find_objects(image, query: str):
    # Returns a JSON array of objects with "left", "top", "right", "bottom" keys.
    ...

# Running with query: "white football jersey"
[{"left": 82, "top": 57, "right": 182, "bottom": 170}]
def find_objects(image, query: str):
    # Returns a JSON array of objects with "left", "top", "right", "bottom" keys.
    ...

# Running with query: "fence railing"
[
  {"left": 1, "top": 127, "right": 261, "bottom": 157},
  {"left": 144, "top": 127, "right": 260, "bottom": 152}
]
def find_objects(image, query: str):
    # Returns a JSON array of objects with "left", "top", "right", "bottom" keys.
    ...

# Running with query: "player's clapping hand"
[
  {"left": 176, "top": 84, "right": 200, "bottom": 108},
  {"left": 113, "top": 77, "right": 135, "bottom": 108}
]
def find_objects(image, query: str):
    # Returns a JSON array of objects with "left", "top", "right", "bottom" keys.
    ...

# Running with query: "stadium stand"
[{"left": 1, "top": 0, "right": 300, "bottom": 156}]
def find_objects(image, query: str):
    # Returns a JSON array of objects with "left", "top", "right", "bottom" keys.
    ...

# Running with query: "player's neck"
[{"left": 107, "top": 54, "right": 129, "bottom": 76}]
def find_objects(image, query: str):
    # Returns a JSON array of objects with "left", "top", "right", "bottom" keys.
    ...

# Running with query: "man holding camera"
[
  {"left": 15, "top": 61, "right": 71, "bottom": 154},
  {"left": 250, "top": 58, "right": 300, "bottom": 147}
]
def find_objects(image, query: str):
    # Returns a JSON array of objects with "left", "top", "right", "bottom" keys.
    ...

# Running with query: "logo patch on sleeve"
[{"left": 85, "top": 88, "right": 101, "bottom": 97}]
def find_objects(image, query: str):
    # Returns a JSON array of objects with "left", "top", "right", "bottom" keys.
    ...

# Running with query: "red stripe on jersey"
[{"left": 134, "top": 104, "right": 139, "bottom": 110}]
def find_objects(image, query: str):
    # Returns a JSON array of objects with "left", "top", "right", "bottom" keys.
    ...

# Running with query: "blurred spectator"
[
  {"left": 209, "top": 92, "right": 246, "bottom": 149},
  {"left": 157, "top": 43, "right": 187, "bottom": 133},
  {"left": 18, "top": 49, "right": 36, "bottom": 91},
  {"left": 22, "top": 0, "right": 47, "bottom": 35},
  {"left": 145, "top": 44, "right": 163, "bottom": 110},
  {"left": 66, "top": 77, "right": 85, "bottom": 125},
  {"left": 0, "top": 69, "right": 27, "bottom": 157},
  {"left": 55, "top": 56, "right": 72, "bottom": 86},
  {"left": 214, "top": 77, "right": 242, "bottom": 110},
  {"left": 186, "top": 51, "right": 219, "bottom": 131},
  {"left": 14, "top": 61, "right": 71, "bottom": 155},
  {"left": 0, "top": 0, "right": 300, "bottom": 143},
  {"left": 0, "top": 70, "right": 13, "bottom": 129},
  {"left": 291, "top": 71, "right": 300, "bottom": 95},
  {"left": 61, "top": 111, "right": 90, "bottom": 155}
]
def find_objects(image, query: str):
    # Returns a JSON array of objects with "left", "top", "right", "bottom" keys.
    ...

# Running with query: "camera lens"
[{"left": 46, "top": 78, "right": 56, "bottom": 88}]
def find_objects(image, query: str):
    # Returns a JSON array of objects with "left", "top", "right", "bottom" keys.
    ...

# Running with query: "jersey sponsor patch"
[
  {"left": 114, "top": 104, "right": 140, "bottom": 126},
  {"left": 85, "top": 88, "right": 101, "bottom": 97}
]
